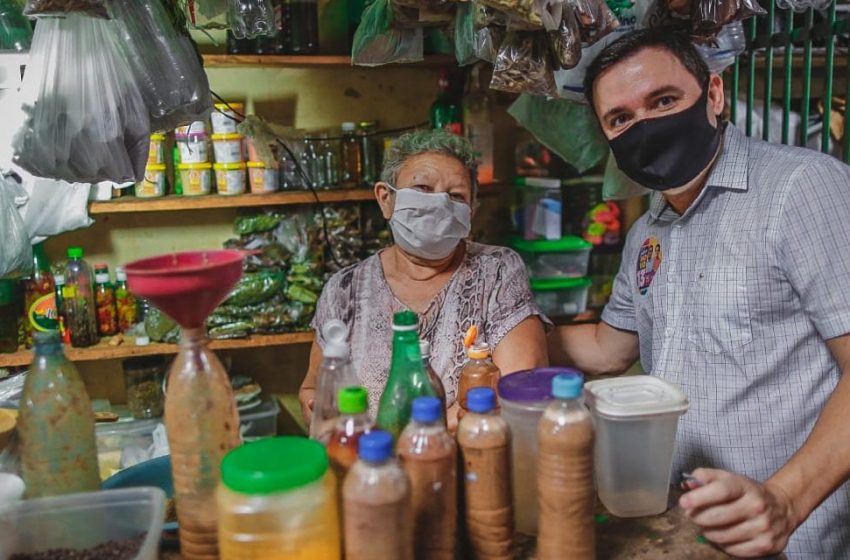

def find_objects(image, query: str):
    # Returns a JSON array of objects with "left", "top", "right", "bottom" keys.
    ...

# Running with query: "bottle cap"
[
  {"left": 358, "top": 430, "right": 393, "bottom": 463},
  {"left": 467, "top": 387, "right": 496, "bottom": 413},
  {"left": 467, "top": 342, "right": 491, "bottom": 360},
  {"left": 392, "top": 310, "right": 418, "bottom": 332},
  {"left": 94, "top": 262, "right": 108, "bottom": 270},
  {"left": 338, "top": 386, "right": 368, "bottom": 415},
  {"left": 67, "top": 247, "right": 83, "bottom": 259},
  {"left": 412, "top": 396, "right": 441, "bottom": 423},
  {"left": 552, "top": 372, "right": 584, "bottom": 400},
  {"left": 221, "top": 437, "right": 328, "bottom": 495},
  {"left": 341, "top": 122, "right": 356, "bottom": 131},
  {"left": 419, "top": 340, "right": 431, "bottom": 359},
  {"left": 322, "top": 319, "right": 349, "bottom": 359},
  {"left": 115, "top": 267, "right": 127, "bottom": 282}
]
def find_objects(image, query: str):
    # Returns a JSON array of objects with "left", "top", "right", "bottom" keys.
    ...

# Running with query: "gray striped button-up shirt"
[{"left": 602, "top": 123, "right": 850, "bottom": 558}]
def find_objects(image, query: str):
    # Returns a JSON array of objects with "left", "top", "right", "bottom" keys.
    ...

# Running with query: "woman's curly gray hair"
[{"left": 380, "top": 129, "right": 479, "bottom": 199}]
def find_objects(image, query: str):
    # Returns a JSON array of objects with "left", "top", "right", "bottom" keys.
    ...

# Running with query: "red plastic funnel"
[{"left": 124, "top": 250, "right": 245, "bottom": 329}]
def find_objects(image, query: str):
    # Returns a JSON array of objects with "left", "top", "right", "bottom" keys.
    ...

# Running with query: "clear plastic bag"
[
  {"left": 549, "top": 6, "right": 582, "bottom": 69},
  {"left": 454, "top": 1, "right": 477, "bottom": 65},
  {"left": 111, "top": 0, "right": 212, "bottom": 132},
  {"left": 23, "top": 0, "right": 109, "bottom": 18},
  {"left": 184, "top": 0, "right": 229, "bottom": 29},
  {"left": 478, "top": 0, "right": 543, "bottom": 29},
  {"left": 571, "top": 0, "right": 619, "bottom": 45},
  {"left": 228, "top": 0, "right": 275, "bottom": 39},
  {"left": 0, "top": 176, "right": 31, "bottom": 278},
  {"left": 352, "top": 0, "right": 424, "bottom": 66},
  {"left": 490, "top": 30, "right": 558, "bottom": 97},
  {"left": 691, "top": 0, "right": 765, "bottom": 38},
  {"left": 12, "top": 14, "right": 150, "bottom": 184},
  {"left": 473, "top": 25, "right": 503, "bottom": 62},
  {"left": 694, "top": 20, "right": 746, "bottom": 72}
]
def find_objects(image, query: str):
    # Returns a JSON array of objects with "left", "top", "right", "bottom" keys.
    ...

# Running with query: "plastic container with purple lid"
[{"left": 498, "top": 367, "right": 582, "bottom": 535}]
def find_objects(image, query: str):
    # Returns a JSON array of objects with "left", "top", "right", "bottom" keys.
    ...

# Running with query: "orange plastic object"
[{"left": 463, "top": 325, "right": 478, "bottom": 349}]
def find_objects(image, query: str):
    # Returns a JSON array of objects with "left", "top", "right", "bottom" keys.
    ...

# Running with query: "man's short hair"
[{"left": 583, "top": 27, "right": 710, "bottom": 112}]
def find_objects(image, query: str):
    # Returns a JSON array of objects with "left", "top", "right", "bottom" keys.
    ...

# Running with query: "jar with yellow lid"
[
  {"left": 458, "top": 342, "right": 501, "bottom": 420},
  {"left": 214, "top": 162, "right": 246, "bottom": 196},
  {"left": 212, "top": 133, "right": 244, "bottom": 164},
  {"left": 217, "top": 437, "right": 341, "bottom": 560},
  {"left": 247, "top": 161, "right": 279, "bottom": 193},
  {"left": 136, "top": 164, "right": 167, "bottom": 198},
  {"left": 211, "top": 103, "right": 244, "bottom": 135},
  {"left": 177, "top": 163, "right": 212, "bottom": 196},
  {"left": 147, "top": 133, "right": 167, "bottom": 165}
]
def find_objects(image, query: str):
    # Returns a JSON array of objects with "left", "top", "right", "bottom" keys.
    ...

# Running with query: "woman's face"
[{"left": 376, "top": 152, "right": 473, "bottom": 219}]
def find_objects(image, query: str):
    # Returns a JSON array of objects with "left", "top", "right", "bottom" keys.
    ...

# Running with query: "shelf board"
[
  {"left": 88, "top": 190, "right": 376, "bottom": 214},
  {"left": 202, "top": 54, "right": 455, "bottom": 68},
  {"left": 0, "top": 332, "right": 314, "bottom": 368}
]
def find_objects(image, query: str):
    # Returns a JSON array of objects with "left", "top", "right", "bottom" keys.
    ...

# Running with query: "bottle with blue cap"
[
  {"left": 342, "top": 430, "right": 413, "bottom": 560},
  {"left": 457, "top": 387, "right": 514, "bottom": 558},
  {"left": 537, "top": 373, "right": 595, "bottom": 560},
  {"left": 310, "top": 319, "right": 359, "bottom": 443},
  {"left": 398, "top": 396, "right": 457, "bottom": 558}
]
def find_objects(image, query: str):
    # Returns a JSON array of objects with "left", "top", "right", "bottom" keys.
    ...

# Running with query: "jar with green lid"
[
  {"left": 217, "top": 437, "right": 341, "bottom": 560},
  {"left": 123, "top": 356, "right": 165, "bottom": 419}
]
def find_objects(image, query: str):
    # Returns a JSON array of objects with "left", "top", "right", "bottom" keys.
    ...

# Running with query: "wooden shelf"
[
  {"left": 89, "top": 190, "right": 376, "bottom": 214},
  {"left": 0, "top": 332, "right": 314, "bottom": 368},
  {"left": 202, "top": 54, "right": 455, "bottom": 68}
]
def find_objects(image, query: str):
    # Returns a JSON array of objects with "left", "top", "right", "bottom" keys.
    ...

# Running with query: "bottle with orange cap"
[{"left": 458, "top": 325, "right": 501, "bottom": 420}]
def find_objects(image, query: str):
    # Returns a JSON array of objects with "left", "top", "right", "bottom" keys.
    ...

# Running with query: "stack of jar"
[
  {"left": 210, "top": 103, "right": 248, "bottom": 196},
  {"left": 136, "top": 133, "right": 168, "bottom": 198},
  {"left": 175, "top": 120, "right": 214, "bottom": 197}
]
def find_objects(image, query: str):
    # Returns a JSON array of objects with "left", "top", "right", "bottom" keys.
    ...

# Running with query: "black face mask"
[{"left": 608, "top": 86, "right": 722, "bottom": 191}]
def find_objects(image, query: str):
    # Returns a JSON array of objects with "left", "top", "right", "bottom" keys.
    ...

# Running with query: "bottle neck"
[
  {"left": 389, "top": 329, "right": 422, "bottom": 378},
  {"left": 179, "top": 327, "right": 208, "bottom": 348},
  {"left": 33, "top": 341, "right": 64, "bottom": 358}
]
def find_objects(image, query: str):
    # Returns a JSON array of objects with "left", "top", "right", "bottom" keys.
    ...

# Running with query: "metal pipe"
[
  {"left": 800, "top": 8, "right": 814, "bottom": 146},
  {"left": 763, "top": 0, "right": 776, "bottom": 141},
  {"left": 782, "top": 9, "right": 794, "bottom": 144},
  {"left": 821, "top": 1, "right": 837, "bottom": 154}
]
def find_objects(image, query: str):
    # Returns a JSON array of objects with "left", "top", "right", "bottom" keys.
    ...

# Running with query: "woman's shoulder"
[{"left": 323, "top": 252, "right": 382, "bottom": 294}]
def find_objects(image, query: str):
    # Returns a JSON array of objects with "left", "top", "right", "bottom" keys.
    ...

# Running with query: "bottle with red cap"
[{"left": 430, "top": 68, "right": 462, "bottom": 136}]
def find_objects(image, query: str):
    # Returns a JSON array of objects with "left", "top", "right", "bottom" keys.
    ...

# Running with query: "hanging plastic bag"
[
  {"left": 549, "top": 6, "right": 582, "bottom": 69},
  {"left": 13, "top": 14, "right": 150, "bottom": 184},
  {"left": 23, "top": 0, "right": 108, "bottom": 17},
  {"left": 474, "top": 25, "right": 503, "bottom": 62},
  {"left": 570, "top": 0, "right": 619, "bottom": 45},
  {"left": 0, "top": 176, "right": 32, "bottom": 278},
  {"left": 352, "top": 0, "right": 424, "bottom": 66},
  {"left": 184, "top": 0, "right": 229, "bottom": 29},
  {"left": 691, "top": 0, "right": 764, "bottom": 38},
  {"left": 0, "top": 0, "right": 32, "bottom": 52},
  {"left": 454, "top": 1, "right": 477, "bottom": 65},
  {"left": 478, "top": 0, "right": 543, "bottom": 28},
  {"left": 490, "top": 30, "right": 558, "bottom": 97},
  {"left": 110, "top": 0, "right": 212, "bottom": 132},
  {"left": 694, "top": 20, "right": 746, "bottom": 72},
  {"left": 228, "top": 0, "right": 275, "bottom": 38}
]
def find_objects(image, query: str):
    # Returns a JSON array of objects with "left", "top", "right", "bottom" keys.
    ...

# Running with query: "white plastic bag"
[
  {"left": 12, "top": 14, "right": 150, "bottom": 184},
  {"left": 0, "top": 176, "right": 31, "bottom": 278}
]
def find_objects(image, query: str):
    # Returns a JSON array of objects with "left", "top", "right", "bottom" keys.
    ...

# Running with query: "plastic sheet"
[
  {"left": 12, "top": 14, "right": 149, "bottom": 184},
  {"left": 490, "top": 30, "right": 558, "bottom": 97},
  {"left": 227, "top": 0, "right": 275, "bottom": 39},
  {"left": 352, "top": 0, "right": 424, "bottom": 66},
  {"left": 111, "top": 0, "right": 212, "bottom": 133},
  {"left": 23, "top": 0, "right": 108, "bottom": 18},
  {"left": 0, "top": 176, "right": 31, "bottom": 278}
]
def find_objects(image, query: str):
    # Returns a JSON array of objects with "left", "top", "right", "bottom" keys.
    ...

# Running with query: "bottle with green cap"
[
  {"left": 311, "top": 319, "right": 359, "bottom": 443},
  {"left": 63, "top": 247, "right": 98, "bottom": 347},
  {"left": 217, "top": 436, "right": 341, "bottom": 559},
  {"left": 537, "top": 372, "right": 595, "bottom": 560},
  {"left": 327, "top": 386, "right": 373, "bottom": 479},
  {"left": 376, "top": 311, "right": 438, "bottom": 440}
]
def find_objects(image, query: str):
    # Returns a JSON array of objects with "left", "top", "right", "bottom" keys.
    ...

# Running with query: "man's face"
[{"left": 592, "top": 47, "right": 724, "bottom": 142}]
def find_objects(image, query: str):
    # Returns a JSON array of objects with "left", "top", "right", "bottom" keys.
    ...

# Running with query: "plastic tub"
[
  {"left": 215, "top": 162, "right": 247, "bottom": 195},
  {"left": 584, "top": 376, "right": 689, "bottom": 517},
  {"left": 96, "top": 418, "right": 160, "bottom": 479},
  {"left": 176, "top": 132, "right": 210, "bottom": 164},
  {"left": 513, "top": 177, "right": 562, "bottom": 241},
  {"left": 211, "top": 103, "right": 244, "bottom": 135},
  {"left": 511, "top": 236, "right": 593, "bottom": 279},
  {"left": 247, "top": 161, "right": 280, "bottom": 193},
  {"left": 498, "top": 367, "right": 580, "bottom": 534},
  {"left": 531, "top": 277, "right": 592, "bottom": 316},
  {"left": 147, "top": 134, "right": 166, "bottom": 165},
  {"left": 240, "top": 398, "right": 280, "bottom": 439},
  {"left": 175, "top": 120, "right": 208, "bottom": 136},
  {"left": 212, "top": 133, "right": 244, "bottom": 164},
  {"left": 136, "top": 164, "right": 167, "bottom": 198},
  {"left": 0, "top": 487, "right": 165, "bottom": 560},
  {"left": 178, "top": 163, "right": 213, "bottom": 196}
]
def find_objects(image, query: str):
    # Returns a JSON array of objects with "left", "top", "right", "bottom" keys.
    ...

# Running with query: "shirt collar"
[{"left": 649, "top": 123, "right": 750, "bottom": 222}]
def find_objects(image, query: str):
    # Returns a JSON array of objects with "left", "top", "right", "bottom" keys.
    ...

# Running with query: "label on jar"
[
  {"left": 184, "top": 169, "right": 212, "bottom": 196},
  {"left": 28, "top": 293, "right": 59, "bottom": 332}
]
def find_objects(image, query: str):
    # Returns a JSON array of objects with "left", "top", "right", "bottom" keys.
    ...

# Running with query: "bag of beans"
[{"left": 490, "top": 30, "right": 558, "bottom": 97}]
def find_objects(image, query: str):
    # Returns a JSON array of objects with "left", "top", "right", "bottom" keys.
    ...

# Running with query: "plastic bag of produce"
[
  {"left": 184, "top": 0, "right": 229, "bottom": 30},
  {"left": 478, "top": 0, "right": 542, "bottom": 28},
  {"left": 691, "top": 0, "right": 764, "bottom": 38},
  {"left": 453, "top": 1, "right": 477, "bottom": 65},
  {"left": 224, "top": 270, "right": 285, "bottom": 307},
  {"left": 0, "top": 176, "right": 31, "bottom": 278},
  {"left": 571, "top": 0, "right": 619, "bottom": 45},
  {"left": 549, "top": 6, "right": 582, "bottom": 69},
  {"left": 144, "top": 307, "right": 178, "bottom": 342},
  {"left": 110, "top": 0, "right": 212, "bottom": 132},
  {"left": 490, "top": 30, "right": 558, "bottom": 97},
  {"left": 12, "top": 14, "right": 150, "bottom": 184},
  {"left": 23, "top": 0, "right": 109, "bottom": 17},
  {"left": 227, "top": 0, "right": 275, "bottom": 38},
  {"left": 352, "top": 0, "right": 424, "bottom": 66}
]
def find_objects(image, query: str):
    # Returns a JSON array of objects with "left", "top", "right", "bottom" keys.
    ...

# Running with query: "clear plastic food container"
[
  {"left": 175, "top": 120, "right": 208, "bottom": 136},
  {"left": 0, "top": 487, "right": 165, "bottom": 560},
  {"left": 212, "top": 133, "right": 244, "bottom": 164},
  {"left": 584, "top": 376, "right": 689, "bottom": 518},
  {"left": 531, "top": 277, "right": 592, "bottom": 316},
  {"left": 211, "top": 103, "right": 244, "bottom": 135},
  {"left": 240, "top": 398, "right": 280, "bottom": 439},
  {"left": 247, "top": 161, "right": 280, "bottom": 193},
  {"left": 512, "top": 177, "right": 562, "bottom": 241},
  {"left": 136, "top": 164, "right": 167, "bottom": 198},
  {"left": 215, "top": 162, "right": 247, "bottom": 195},
  {"left": 176, "top": 132, "right": 210, "bottom": 164},
  {"left": 147, "top": 134, "right": 166, "bottom": 165},
  {"left": 178, "top": 163, "right": 213, "bottom": 196},
  {"left": 511, "top": 236, "right": 593, "bottom": 278}
]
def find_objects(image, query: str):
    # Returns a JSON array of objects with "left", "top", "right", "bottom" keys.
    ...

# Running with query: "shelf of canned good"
[
  {"left": 201, "top": 54, "right": 456, "bottom": 68},
  {"left": 0, "top": 332, "right": 315, "bottom": 368}
]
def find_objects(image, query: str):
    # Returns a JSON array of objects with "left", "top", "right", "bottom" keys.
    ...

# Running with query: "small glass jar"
[{"left": 123, "top": 356, "right": 165, "bottom": 419}]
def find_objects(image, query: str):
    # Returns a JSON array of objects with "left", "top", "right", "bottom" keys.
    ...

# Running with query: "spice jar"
[{"left": 123, "top": 356, "right": 165, "bottom": 419}]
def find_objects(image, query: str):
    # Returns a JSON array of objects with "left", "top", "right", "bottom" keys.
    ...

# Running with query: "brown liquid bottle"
[
  {"left": 458, "top": 342, "right": 500, "bottom": 421},
  {"left": 420, "top": 339, "right": 447, "bottom": 425},
  {"left": 457, "top": 387, "right": 513, "bottom": 560},
  {"left": 398, "top": 396, "right": 458, "bottom": 560},
  {"left": 537, "top": 373, "right": 595, "bottom": 560}
]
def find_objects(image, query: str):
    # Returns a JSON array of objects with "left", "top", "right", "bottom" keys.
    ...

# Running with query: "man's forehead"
[{"left": 593, "top": 47, "right": 700, "bottom": 109}]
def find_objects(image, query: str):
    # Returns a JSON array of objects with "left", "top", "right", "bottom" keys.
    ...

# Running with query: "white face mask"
[{"left": 387, "top": 185, "right": 472, "bottom": 261}]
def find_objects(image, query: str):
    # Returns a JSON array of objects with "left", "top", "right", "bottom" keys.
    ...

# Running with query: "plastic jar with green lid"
[{"left": 217, "top": 437, "right": 341, "bottom": 560}]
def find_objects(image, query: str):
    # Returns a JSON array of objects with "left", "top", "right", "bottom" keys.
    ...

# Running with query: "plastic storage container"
[
  {"left": 176, "top": 133, "right": 210, "bottom": 164},
  {"left": 0, "top": 487, "right": 165, "bottom": 560},
  {"left": 215, "top": 162, "right": 247, "bottom": 195},
  {"left": 212, "top": 133, "right": 244, "bottom": 163},
  {"left": 136, "top": 164, "right": 167, "bottom": 198},
  {"left": 240, "top": 398, "right": 280, "bottom": 439},
  {"left": 123, "top": 356, "right": 165, "bottom": 419},
  {"left": 513, "top": 177, "right": 562, "bottom": 241},
  {"left": 211, "top": 103, "right": 244, "bottom": 135},
  {"left": 511, "top": 236, "right": 593, "bottom": 279},
  {"left": 176, "top": 121, "right": 208, "bottom": 136},
  {"left": 584, "top": 376, "right": 689, "bottom": 517},
  {"left": 96, "top": 418, "right": 160, "bottom": 479},
  {"left": 531, "top": 277, "right": 592, "bottom": 316},
  {"left": 497, "top": 367, "right": 578, "bottom": 534},
  {"left": 178, "top": 163, "right": 213, "bottom": 196},
  {"left": 247, "top": 161, "right": 280, "bottom": 193},
  {"left": 147, "top": 134, "right": 166, "bottom": 165}
]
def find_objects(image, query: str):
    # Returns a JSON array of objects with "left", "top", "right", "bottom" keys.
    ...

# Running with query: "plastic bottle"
[
  {"left": 114, "top": 266, "right": 138, "bottom": 332},
  {"left": 419, "top": 340, "right": 447, "bottom": 425},
  {"left": 53, "top": 272, "right": 70, "bottom": 345},
  {"left": 218, "top": 437, "right": 341, "bottom": 560},
  {"left": 397, "top": 396, "right": 457, "bottom": 559},
  {"left": 357, "top": 122, "right": 377, "bottom": 186},
  {"left": 463, "top": 65, "right": 495, "bottom": 184},
  {"left": 343, "top": 430, "right": 414, "bottom": 560},
  {"left": 340, "top": 122, "right": 362, "bottom": 188},
  {"left": 319, "top": 133, "right": 340, "bottom": 188},
  {"left": 376, "top": 311, "right": 438, "bottom": 440},
  {"left": 94, "top": 263, "right": 118, "bottom": 336},
  {"left": 458, "top": 342, "right": 501, "bottom": 420},
  {"left": 537, "top": 373, "right": 595, "bottom": 560},
  {"left": 18, "top": 331, "right": 100, "bottom": 498},
  {"left": 300, "top": 135, "right": 323, "bottom": 189},
  {"left": 285, "top": 0, "right": 319, "bottom": 54},
  {"left": 311, "top": 319, "right": 360, "bottom": 443},
  {"left": 23, "top": 243, "right": 58, "bottom": 347},
  {"left": 430, "top": 69, "right": 462, "bottom": 135},
  {"left": 63, "top": 247, "right": 98, "bottom": 347},
  {"left": 327, "top": 386, "right": 374, "bottom": 480},
  {"left": 457, "top": 387, "right": 513, "bottom": 559}
]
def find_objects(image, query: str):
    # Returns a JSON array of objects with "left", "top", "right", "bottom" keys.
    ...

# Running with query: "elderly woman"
[{"left": 300, "top": 129, "right": 549, "bottom": 429}]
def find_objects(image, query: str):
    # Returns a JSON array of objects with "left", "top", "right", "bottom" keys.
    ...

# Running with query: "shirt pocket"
[{"left": 687, "top": 265, "right": 753, "bottom": 354}]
